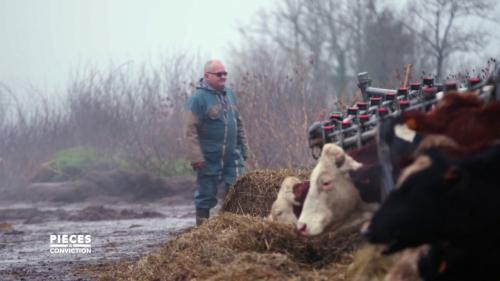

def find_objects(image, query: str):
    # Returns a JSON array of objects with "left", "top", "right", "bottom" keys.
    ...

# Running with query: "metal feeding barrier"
[
  {"left": 307, "top": 68, "right": 499, "bottom": 199},
  {"left": 308, "top": 71, "right": 498, "bottom": 158}
]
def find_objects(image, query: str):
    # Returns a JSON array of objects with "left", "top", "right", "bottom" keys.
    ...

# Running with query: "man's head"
[{"left": 204, "top": 60, "right": 227, "bottom": 91}]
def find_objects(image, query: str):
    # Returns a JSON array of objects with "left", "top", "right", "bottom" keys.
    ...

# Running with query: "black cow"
[
  {"left": 347, "top": 117, "right": 424, "bottom": 203},
  {"left": 347, "top": 140, "right": 383, "bottom": 203},
  {"left": 347, "top": 115, "right": 424, "bottom": 201},
  {"left": 365, "top": 145, "right": 500, "bottom": 280},
  {"left": 378, "top": 115, "right": 424, "bottom": 177}
]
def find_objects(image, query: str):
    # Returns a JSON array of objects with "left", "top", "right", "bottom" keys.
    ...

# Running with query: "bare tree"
[
  {"left": 241, "top": 0, "right": 419, "bottom": 99},
  {"left": 342, "top": 0, "right": 418, "bottom": 87},
  {"left": 230, "top": 41, "right": 320, "bottom": 168},
  {"left": 405, "top": 0, "right": 496, "bottom": 81},
  {"left": 242, "top": 0, "right": 352, "bottom": 98},
  {"left": 0, "top": 52, "right": 201, "bottom": 189}
]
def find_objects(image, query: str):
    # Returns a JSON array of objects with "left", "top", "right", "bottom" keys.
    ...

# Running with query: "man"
[{"left": 185, "top": 60, "right": 248, "bottom": 225}]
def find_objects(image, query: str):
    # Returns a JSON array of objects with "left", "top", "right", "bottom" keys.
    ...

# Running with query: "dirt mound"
[
  {"left": 100, "top": 213, "right": 364, "bottom": 281},
  {"left": 19, "top": 170, "right": 195, "bottom": 203},
  {"left": 60, "top": 205, "right": 164, "bottom": 221},
  {"left": 222, "top": 168, "right": 310, "bottom": 217},
  {"left": 0, "top": 222, "right": 12, "bottom": 231},
  {"left": 24, "top": 181, "right": 97, "bottom": 202},
  {"left": 0, "top": 206, "right": 164, "bottom": 224},
  {"left": 0, "top": 208, "right": 42, "bottom": 221}
]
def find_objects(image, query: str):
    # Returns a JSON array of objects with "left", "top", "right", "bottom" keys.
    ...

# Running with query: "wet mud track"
[{"left": 0, "top": 202, "right": 195, "bottom": 280}]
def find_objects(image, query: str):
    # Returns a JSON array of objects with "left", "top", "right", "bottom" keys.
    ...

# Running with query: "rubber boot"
[{"left": 196, "top": 208, "right": 210, "bottom": 226}]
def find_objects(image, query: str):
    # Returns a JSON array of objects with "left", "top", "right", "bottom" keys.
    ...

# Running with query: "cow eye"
[{"left": 276, "top": 211, "right": 282, "bottom": 216}]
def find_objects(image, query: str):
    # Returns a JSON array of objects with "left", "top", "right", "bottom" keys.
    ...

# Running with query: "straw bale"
[{"left": 222, "top": 169, "right": 310, "bottom": 217}]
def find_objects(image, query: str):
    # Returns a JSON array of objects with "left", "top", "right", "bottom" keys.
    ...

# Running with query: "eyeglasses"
[{"left": 207, "top": 71, "right": 228, "bottom": 78}]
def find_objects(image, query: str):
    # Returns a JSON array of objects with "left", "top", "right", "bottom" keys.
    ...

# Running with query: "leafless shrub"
[
  {"left": 0, "top": 84, "right": 72, "bottom": 187},
  {"left": 230, "top": 42, "right": 331, "bottom": 169},
  {"left": 0, "top": 53, "right": 200, "bottom": 190}
]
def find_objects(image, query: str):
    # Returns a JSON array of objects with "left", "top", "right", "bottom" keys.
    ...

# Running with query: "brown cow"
[{"left": 403, "top": 93, "right": 500, "bottom": 148}]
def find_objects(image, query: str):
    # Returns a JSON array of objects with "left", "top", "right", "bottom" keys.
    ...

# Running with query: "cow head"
[
  {"left": 297, "top": 143, "right": 362, "bottom": 236},
  {"left": 365, "top": 149, "right": 459, "bottom": 253},
  {"left": 268, "top": 176, "right": 305, "bottom": 224},
  {"left": 378, "top": 115, "right": 424, "bottom": 182},
  {"left": 280, "top": 176, "right": 302, "bottom": 205},
  {"left": 268, "top": 204, "right": 299, "bottom": 224}
]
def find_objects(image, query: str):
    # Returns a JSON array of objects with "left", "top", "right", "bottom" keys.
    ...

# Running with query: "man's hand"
[{"left": 191, "top": 161, "right": 205, "bottom": 170}]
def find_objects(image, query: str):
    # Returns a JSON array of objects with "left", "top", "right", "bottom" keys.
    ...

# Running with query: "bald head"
[
  {"left": 204, "top": 60, "right": 224, "bottom": 73},
  {"left": 203, "top": 60, "right": 227, "bottom": 91}
]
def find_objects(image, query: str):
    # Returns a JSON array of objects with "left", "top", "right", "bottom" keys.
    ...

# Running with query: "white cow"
[
  {"left": 297, "top": 143, "right": 374, "bottom": 236},
  {"left": 268, "top": 176, "right": 302, "bottom": 224}
]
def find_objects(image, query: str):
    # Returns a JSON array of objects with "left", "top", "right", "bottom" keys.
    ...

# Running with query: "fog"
[
  {"left": 1, "top": 0, "right": 498, "bottom": 95},
  {"left": 0, "top": 0, "right": 269, "bottom": 94}
]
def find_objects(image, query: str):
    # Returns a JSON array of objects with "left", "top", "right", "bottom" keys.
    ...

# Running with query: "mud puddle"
[{"left": 0, "top": 202, "right": 196, "bottom": 280}]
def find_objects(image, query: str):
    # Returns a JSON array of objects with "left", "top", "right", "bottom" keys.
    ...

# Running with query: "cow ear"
[
  {"left": 292, "top": 182, "right": 302, "bottom": 195},
  {"left": 344, "top": 157, "right": 362, "bottom": 171},
  {"left": 336, "top": 155, "right": 362, "bottom": 172}
]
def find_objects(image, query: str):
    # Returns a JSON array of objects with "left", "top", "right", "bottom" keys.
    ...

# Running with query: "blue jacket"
[{"left": 185, "top": 80, "right": 247, "bottom": 176}]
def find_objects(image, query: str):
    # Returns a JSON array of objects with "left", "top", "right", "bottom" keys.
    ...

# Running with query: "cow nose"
[{"left": 297, "top": 222, "right": 307, "bottom": 233}]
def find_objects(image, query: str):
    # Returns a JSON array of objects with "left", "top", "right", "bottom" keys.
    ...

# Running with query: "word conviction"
[{"left": 49, "top": 234, "right": 92, "bottom": 254}]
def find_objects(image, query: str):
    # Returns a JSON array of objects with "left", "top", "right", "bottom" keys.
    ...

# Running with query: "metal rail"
[
  {"left": 308, "top": 69, "right": 498, "bottom": 199},
  {"left": 325, "top": 74, "right": 497, "bottom": 151}
]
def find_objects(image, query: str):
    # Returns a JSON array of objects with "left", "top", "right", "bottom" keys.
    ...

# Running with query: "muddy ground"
[
  {"left": 0, "top": 202, "right": 196, "bottom": 281},
  {"left": 0, "top": 175, "right": 203, "bottom": 281}
]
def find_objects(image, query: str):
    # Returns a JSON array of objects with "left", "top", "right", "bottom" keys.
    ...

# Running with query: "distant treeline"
[{"left": 0, "top": 0, "right": 497, "bottom": 190}]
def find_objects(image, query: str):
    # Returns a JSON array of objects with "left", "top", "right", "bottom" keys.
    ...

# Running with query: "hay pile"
[
  {"left": 100, "top": 169, "right": 395, "bottom": 281},
  {"left": 222, "top": 168, "right": 310, "bottom": 217},
  {"left": 100, "top": 213, "right": 364, "bottom": 281}
]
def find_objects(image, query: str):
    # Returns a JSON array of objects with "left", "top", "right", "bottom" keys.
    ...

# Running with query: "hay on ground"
[
  {"left": 345, "top": 244, "right": 399, "bottom": 281},
  {"left": 100, "top": 212, "right": 365, "bottom": 281},
  {"left": 100, "top": 168, "right": 403, "bottom": 281},
  {"left": 222, "top": 169, "right": 310, "bottom": 217}
]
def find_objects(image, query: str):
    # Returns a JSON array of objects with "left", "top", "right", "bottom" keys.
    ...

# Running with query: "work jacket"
[{"left": 185, "top": 80, "right": 247, "bottom": 177}]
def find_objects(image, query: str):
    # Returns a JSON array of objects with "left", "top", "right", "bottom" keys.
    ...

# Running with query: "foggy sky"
[
  {"left": 0, "top": 0, "right": 268, "bottom": 94},
  {"left": 0, "top": 0, "right": 498, "bottom": 96}
]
